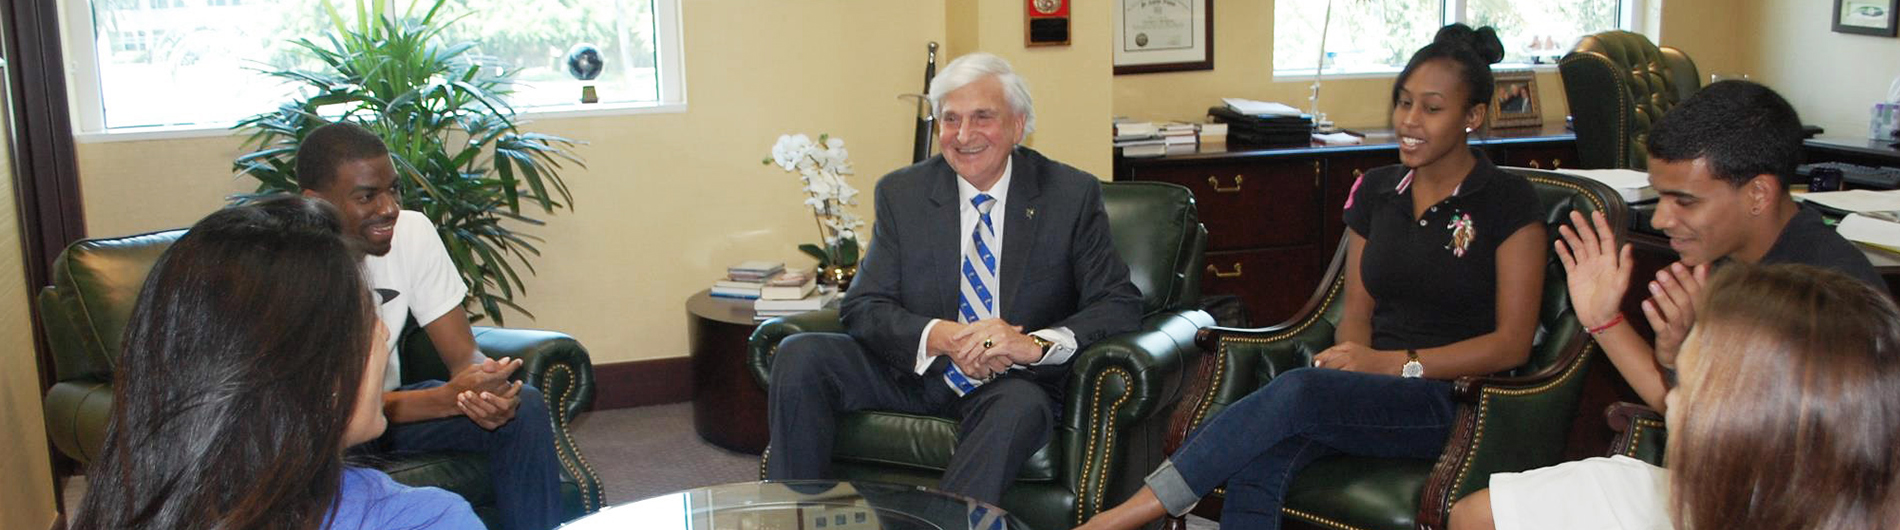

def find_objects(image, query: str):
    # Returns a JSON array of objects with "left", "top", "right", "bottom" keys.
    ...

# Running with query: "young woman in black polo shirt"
[{"left": 1077, "top": 24, "right": 1547, "bottom": 530}]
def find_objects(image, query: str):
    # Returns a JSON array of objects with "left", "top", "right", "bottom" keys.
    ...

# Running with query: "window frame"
[
  {"left": 60, "top": 0, "right": 688, "bottom": 143},
  {"left": 1271, "top": 0, "right": 1646, "bottom": 81}
]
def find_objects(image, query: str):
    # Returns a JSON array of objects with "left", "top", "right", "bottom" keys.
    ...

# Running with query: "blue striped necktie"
[{"left": 944, "top": 193, "right": 998, "bottom": 396}]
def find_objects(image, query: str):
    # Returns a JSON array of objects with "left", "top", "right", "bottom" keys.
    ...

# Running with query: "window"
[
  {"left": 1274, "top": 0, "right": 1639, "bottom": 78},
  {"left": 64, "top": 0, "right": 685, "bottom": 136}
]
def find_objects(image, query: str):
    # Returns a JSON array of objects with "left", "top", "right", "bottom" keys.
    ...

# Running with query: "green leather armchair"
[
  {"left": 37, "top": 229, "right": 604, "bottom": 527},
  {"left": 1605, "top": 402, "right": 1667, "bottom": 466},
  {"left": 1559, "top": 30, "right": 1701, "bottom": 170},
  {"left": 1168, "top": 169, "right": 1629, "bottom": 530},
  {"left": 747, "top": 181, "right": 1213, "bottom": 530}
]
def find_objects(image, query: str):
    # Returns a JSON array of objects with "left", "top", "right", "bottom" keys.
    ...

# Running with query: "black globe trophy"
[{"left": 566, "top": 43, "right": 604, "bottom": 104}]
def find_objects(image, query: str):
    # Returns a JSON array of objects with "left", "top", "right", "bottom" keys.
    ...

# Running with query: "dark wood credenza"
[{"left": 1113, "top": 124, "right": 1578, "bottom": 325}]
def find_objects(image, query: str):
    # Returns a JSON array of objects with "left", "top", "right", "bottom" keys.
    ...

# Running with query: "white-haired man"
[{"left": 765, "top": 53, "right": 1143, "bottom": 503}]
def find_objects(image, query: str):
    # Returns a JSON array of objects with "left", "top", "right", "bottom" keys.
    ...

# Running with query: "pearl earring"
[{"left": 1464, "top": 127, "right": 1474, "bottom": 133}]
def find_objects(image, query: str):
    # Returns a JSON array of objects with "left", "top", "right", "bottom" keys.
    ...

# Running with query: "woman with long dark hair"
[
  {"left": 71, "top": 195, "right": 478, "bottom": 530},
  {"left": 1077, "top": 24, "right": 1545, "bottom": 530}
]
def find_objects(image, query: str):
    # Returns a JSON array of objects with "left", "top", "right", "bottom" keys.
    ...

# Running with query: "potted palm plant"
[{"left": 232, "top": 0, "right": 582, "bottom": 324}]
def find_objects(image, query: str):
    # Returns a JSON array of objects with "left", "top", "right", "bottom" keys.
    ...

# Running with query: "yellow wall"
[
  {"left": 72, "top": 0, "right": 1132, "bottom": 367},
  {"left": 64, "top": 0, "right": 1839, "bottom": 374},
  {"left": 1655, "top": 0, "right": 1759, "bottom": 81},
  {"left": 1, "top": 104, "right": 59, "bottom": 529},
  {"left": 1751, "top": 0, "right": 1900, "bottom": 138},
  {"left": 1110, "top": 1, "right": 1569, "bottom": 131}
]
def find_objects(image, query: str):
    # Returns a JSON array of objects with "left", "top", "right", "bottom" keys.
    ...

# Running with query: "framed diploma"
[{"left": 1114, "top": 0, "right": 1213, "bottom": 75}]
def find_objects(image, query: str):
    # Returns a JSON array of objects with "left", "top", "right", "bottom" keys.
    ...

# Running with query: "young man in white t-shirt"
[{"left": 298, "top": 122, "right": 562, "bottom": 530}]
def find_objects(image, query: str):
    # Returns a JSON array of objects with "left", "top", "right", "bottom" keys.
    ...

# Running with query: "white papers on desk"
[
  {"left": 1548, "top": 169, "right": 1657, "bottom": 203},
  {"left": 1312, "top": 132, "right": 1363, "bottom": 146},
  {"left": 1798, "top": 189, "right": 1900, "bottom": 213},
  {"left": 1220, "top": 98, "right": 1303, "bottom": 117},
  {"left": 1838, "top": 213, "right": 1900, "bottom": 251}
]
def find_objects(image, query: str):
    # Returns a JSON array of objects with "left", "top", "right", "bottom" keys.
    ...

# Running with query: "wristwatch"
[
  {"left": 1029, "top": 334, "right": 1055, "bottom": 362},
  {"left": 1401, "top": 349, "right": 1424, "bottom": 378}
]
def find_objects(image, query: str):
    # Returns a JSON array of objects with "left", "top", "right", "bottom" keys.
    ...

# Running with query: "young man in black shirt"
[{"left": 1448, "top": 80, "right": 1882, "bottom": 530}]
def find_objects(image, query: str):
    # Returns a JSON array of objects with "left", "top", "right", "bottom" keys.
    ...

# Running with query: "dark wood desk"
[
  {"left": 1114, "top": 123, "right": 1577, "bottom": 324},
  {"left": 687, "top": 290, "right": 768, "bottom": 454},
  {"left": 1805, "top": 136, "right": 1900, "bottom": 168}
]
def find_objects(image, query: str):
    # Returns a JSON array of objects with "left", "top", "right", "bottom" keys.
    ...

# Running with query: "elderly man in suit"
[{"left": 765, "top": 52, "right": 1143, "bottom": 504}]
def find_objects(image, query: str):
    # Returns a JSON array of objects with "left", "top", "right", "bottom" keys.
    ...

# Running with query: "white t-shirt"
[
  {"left": 1489, "top": 455, "right": 1673, "bottom": 530},
  {"left": 364, "top": 210, "right": 469, "bottom": 391}
]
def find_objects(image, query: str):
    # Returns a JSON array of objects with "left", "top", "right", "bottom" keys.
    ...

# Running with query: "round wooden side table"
[{"left": 687, "top": 289, "right": 769, "bottom": 454}]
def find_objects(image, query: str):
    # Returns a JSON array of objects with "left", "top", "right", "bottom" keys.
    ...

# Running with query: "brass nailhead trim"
[
  {"left": 1284, "top": 506, "right": 1373, "bottom": 530},
  {"left": 1074, "top": 367, "right": 1133, "bottom": 526},
  {"left": 1625, "top": 417, "right": 1665, "bottom": 458},
  {"left": 1444, "top": 341, "right": 1597, "bottom": 518},
  {"left": 1189, "top": 274, "right": 1345, "bottom": 430},
  {"left": 546, "top": 364, "right": 602, "bottom": 513}
]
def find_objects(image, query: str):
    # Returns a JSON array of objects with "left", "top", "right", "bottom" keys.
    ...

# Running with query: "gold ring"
[{"left": 983, "top": 338, "right": 995, "bottom": 349}]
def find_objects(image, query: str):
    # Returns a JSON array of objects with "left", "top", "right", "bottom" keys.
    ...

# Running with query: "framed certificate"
[{"left": 1114, "top": 0, "right": 1213, "bottom": 75}]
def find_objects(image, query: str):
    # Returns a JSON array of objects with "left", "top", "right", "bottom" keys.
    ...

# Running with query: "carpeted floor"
[
  {"left": 566, "top": 402, "right": 760, "bottom": 504},
  {"left": 568, "top": 402, "right": 1219, "bottom": 529}
]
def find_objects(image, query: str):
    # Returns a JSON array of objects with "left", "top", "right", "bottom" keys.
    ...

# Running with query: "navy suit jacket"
[{"left": 840, "top": 147, "right": 1143, "bottom": 390}]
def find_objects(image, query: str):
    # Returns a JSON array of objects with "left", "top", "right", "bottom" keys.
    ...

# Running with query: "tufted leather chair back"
[{"left": 1560, "top": 30, "right": 1700, "bottom": 170}]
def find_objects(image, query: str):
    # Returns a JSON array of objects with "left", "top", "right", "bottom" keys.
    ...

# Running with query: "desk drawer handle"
[
  {"left": 1552, "top": 158, "right": 1562, "bottom": 169},
  {"left": 1207, "top": 175, "right": 1244, "bottom": 193},
  {"left": 1528, "top": 159, "right": 1542, "bottom": 169},
  {"left": 1208, "top": 263, "right": 1243, "bottom": 278}
]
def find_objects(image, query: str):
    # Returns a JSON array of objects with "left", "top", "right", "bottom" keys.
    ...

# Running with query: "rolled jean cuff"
[{"left": 1144, "top": 459, "right": 1201, "bottom": 517}]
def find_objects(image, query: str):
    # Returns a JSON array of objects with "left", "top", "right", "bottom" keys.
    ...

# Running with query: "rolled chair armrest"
[
  {"left": 43, "top": 380, "right": 114, "bottom": 465},
  {"left": 472, "top": 326, "right": 594, "bottom": 423},
  {"left": 747, "top": 308, "right": 845, "bottom": 389},
  {"left": 470, "top": 326, "right": 605, "bottom": 516},
  {"left": 1063, "top": 309, "right": 1213, "bottom": 519},
  {"left": 1067, "top": 310, "right": 1213, "bottom": 430},
  {"left": 1605, "top": 401, "right": 1667, "bottom": 465},
  {"left": 1416, "top": 338, "right": 1597, "bottom": 529}
]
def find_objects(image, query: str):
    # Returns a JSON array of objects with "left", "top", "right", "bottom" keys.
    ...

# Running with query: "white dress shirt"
[{"left": 912, "top": 159, "right": 1080, "bottom": 375}]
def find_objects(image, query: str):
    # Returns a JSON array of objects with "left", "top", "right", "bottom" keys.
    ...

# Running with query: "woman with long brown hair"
[
  {"left": 1665, "top": 263, "right": 1900, "bottom": 529},
  {"left": 1459, "top": 263, "right": 1900, "bottom": 530}
]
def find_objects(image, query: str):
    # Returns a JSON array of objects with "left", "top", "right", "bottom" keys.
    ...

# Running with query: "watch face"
[
  {"left": 1402, "top": 361, "right": 1424, "bottom": 378},
  {"left": 1033, "top": 0, "right": 1060, "bottom": 15}
]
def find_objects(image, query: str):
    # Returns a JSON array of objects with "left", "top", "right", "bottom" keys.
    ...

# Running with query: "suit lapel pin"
[{"left": 1025, "top": 207, "right": 1036, "bottom": 219}]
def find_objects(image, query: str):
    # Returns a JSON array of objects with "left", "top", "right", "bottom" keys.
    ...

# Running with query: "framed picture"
[
  {"left": 1488, "top": 69, "right": 1542, "bottom": 130},
  {"left": 1113, "top": 0, "right": 1213, "bottom": 75},
  {"left": 1834, "top": 0, "right": 1899, "bottom": 36}
]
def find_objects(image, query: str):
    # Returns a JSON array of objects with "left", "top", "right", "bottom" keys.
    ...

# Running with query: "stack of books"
[
  {"left": 754, "top": 290, "right": 839, "bottom": 322},
  {"left": 1207, "top": 106, "right": 1314, "bottom": 148},
  {"left": 753, "top": 268, "right": 833, "bottom": 321},
  {"left": 1159, "top": 122, "right": 1198, "bottom": 155},
  {"left": 1113, "top": 121, "right": 1168, "bottom": 158},
  {"left": 711, "top": 261, "right": 786, "bottom": 299}
]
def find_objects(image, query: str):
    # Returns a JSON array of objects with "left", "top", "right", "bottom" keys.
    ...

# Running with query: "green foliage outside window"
[{"left": 231, "top": 0, "right": 584, "bottom": 325}]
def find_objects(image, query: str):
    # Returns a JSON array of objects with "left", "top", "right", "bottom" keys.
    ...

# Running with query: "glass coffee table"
[{"left": 559, "top": 480, "right": 1033, "bottom": 530}]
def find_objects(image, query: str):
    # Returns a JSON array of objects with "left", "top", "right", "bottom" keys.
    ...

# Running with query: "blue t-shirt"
[{"left": 324, "top": 467, "right": 483, "bottom": 530}]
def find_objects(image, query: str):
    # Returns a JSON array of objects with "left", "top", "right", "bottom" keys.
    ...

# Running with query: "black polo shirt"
[
  {"left": 1754, "top": 206, "right": 1884, "bottom": 288},
  {"left": 1343, "top": 152, "right": 1543, "bottom": 351}
]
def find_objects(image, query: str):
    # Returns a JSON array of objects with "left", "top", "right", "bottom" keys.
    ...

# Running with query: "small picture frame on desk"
[
  {"left": 1488, "top": 69, "right": 1542, "bottom": 130},
  {"left": 1834, "top": 0, "right": 1899, "bottom": 37}
]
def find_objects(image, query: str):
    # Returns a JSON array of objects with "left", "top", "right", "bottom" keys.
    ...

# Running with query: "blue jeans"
[
  {"left": 379, "top": 380, "right": 563, "bottom": 530},
  {"left": 1147, "top": 368, "right": 1457, "bottom": 529}
]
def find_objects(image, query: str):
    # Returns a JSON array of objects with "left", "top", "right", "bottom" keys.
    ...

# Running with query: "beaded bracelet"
[{"left": 1586, "top": 313, "right": 1627, "bottom": 335}]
